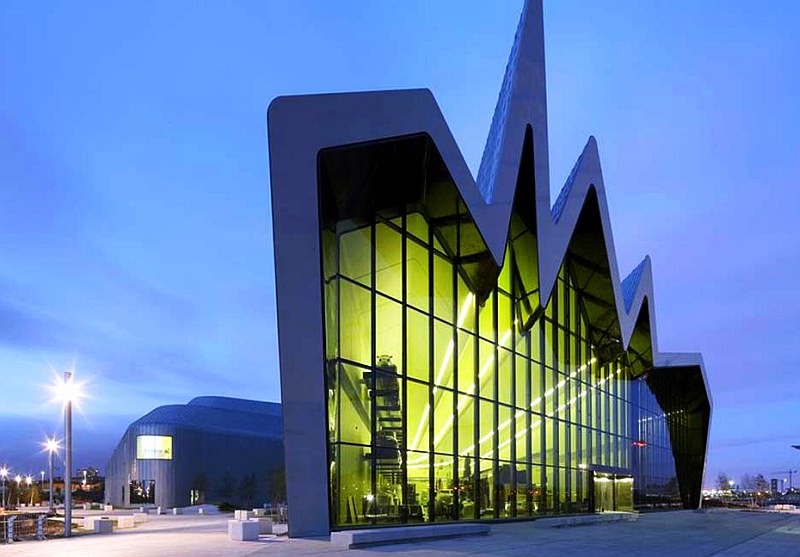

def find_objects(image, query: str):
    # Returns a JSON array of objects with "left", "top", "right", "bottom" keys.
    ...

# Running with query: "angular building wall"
[{"left": 267, "top": 0, "right": 711, "bottom": 537}]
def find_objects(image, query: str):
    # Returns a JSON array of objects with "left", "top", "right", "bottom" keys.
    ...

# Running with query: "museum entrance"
[
  {"left": 590, "top": 471, "right": 633, "bottom": 512},
  {"left": 130, "top": 480, "right": 156, "bottom": 505}
]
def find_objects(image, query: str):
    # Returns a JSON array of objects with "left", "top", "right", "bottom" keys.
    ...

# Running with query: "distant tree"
[
  {"left": 217, "top": 471, "right": 236, "bottom": 501},
  {"left": 266, "top": 466, "right": 286, "bottom": 503},
  {"left": 754, "top": 474, "right": 769, "bottom": 495},
  {"left": 665, "top": 476, "right": 680, "bottom": 498},
  {"left": 717, "top": 472, "right": 731, "bottom": 491},
  {"left": 240, "top": 474, "right": 257, "bottom": 505},
  {"left": 191, "top": 473, "right": 209, "bottom": 493}
]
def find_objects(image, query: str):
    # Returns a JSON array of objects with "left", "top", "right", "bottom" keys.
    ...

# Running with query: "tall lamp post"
[
  {"left": 0, "top": 466, "right": 8, "bottom": 509},
  {"left": 14, "top": 475, "right": 21, "bottom": 507},
  {"left": 44, "top": 438, "right": 59, "bottom": 513},
  {"left": 53, "top": 371, "right": 81, "bottom": 538},
  {"left": 26, "top": 476, "right": 33, "bottom": 506},
  {"left": 64, "top": 371, "right": 73, "bottom": 537}
]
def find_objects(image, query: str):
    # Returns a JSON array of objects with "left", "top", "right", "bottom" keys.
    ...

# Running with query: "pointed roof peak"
[{"left": 477, "top": 0, "right": 549, "bottom": 204}]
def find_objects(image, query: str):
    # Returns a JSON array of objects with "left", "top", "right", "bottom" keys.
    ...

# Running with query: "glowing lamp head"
[
  {"left": 55, "top": 376, "right": 81, "bottom": 403},
  {"left": 0, "top": 467, "right": 8, "bottom": 479},
  {"left": 50, "top": 371, "right": 86, "bottom": 409},
  {"left": 44, "top": 438, "right": 59, "bottom": 454},
  {"left": 14, "top": 475, "right": 21, "bottom": 485},
  {"left": 25, "top": 475, "right": 32, "bottom": 486}
]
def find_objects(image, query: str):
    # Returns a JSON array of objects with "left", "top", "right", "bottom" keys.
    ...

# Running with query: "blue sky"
[{"left": 1, "top": 0, "right": 798, "bottom": 486}]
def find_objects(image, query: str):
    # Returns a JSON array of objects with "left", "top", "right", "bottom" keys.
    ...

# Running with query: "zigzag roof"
[{"left": 268, "top": 0, "right": 708, "bottom": 384}]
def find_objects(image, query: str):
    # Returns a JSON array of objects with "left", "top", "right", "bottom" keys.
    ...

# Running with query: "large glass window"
[{"left": 322, "top": 208, "right": 685, "bottom": 527}]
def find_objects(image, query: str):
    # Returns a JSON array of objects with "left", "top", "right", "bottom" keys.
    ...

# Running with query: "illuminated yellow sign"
[{"left": 136, "top": 435, "right": 173, "bottom": 460}]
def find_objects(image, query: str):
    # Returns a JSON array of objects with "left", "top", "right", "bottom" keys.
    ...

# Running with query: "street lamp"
[
  {"left": 44, "top": 437, "right": 59, "bottom": 513},
  {"left": 26, "top": 475, "right": 33, "bottom": 506},
  {"left": 0, "top": 466, "right": 8, "bottom": 509},
  {"left": 52, "top": 371, "right": 82, "bottom": 537},
  {"left": 14, "top": 475, "right": 21, "bottom": 507}
]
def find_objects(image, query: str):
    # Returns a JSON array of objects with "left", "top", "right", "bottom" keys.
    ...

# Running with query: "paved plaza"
[{"left": 6, "top": 510, "right": 800, "bottom": 557}]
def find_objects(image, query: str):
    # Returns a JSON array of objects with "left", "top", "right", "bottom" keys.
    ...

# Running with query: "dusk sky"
[{"left": 1, "top": 1, "right": 798, "bottom": 487}]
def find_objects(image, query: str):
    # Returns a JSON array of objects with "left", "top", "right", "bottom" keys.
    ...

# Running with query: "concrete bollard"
[
  {"left": 228, "top": 519, "right": 259, "bottom": 541},
  {"left": 94, "top": 518, "right": 114, "bottom": 534},
  {"left": 37, "top": 515, "right": 46, "bottom": 540},
  {"left": 248, "top": 517, "right": 274, "bottom": 534}
]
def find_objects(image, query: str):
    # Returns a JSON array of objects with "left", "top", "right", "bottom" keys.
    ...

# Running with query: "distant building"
[
  {"left": 771, "top": 478, "right": 779, "bottom": 495},
  {"left": 105, "top": 396, "right": 283, "bottom": 509},
  {"left": 76, "top": 467, "right": 102, "bottom": 491}
]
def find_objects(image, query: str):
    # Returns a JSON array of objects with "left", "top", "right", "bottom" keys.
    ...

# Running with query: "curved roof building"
[
  {"left": 267, "top": 0, "right": 711, "bottom": 537},
  {"left": 105, "top": 396, "right": 283, "bottom": 509}
]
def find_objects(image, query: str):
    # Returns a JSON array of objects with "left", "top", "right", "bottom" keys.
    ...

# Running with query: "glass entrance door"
[
  {"left": 594, "top": 473, "right": 614, "bottom": 512},
  {"left": 592, "top": 472, "right": 633, "bottom": 512}
]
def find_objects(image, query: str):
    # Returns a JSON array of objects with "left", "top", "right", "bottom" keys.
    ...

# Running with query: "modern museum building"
[
  {"left": 105, "top": 396, "right": 283, "bottom": 509},
  {"left": 267, "top": 0, "right": 711, "bottom": 537}
]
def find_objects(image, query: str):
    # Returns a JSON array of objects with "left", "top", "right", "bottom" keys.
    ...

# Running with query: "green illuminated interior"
[{"left": 319, "top": 136, "right": 683, "bottom": 527}]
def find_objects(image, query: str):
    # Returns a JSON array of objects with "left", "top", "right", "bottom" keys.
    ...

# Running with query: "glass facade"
[{"left": 318, "top": 141, "right": 687, "bottom": 528}]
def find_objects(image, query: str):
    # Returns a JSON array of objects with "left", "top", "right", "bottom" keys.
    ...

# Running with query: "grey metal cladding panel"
[
  {"left": 187, "top": 396, "right": 282, "bottom": 417},
  {"left": 621, "top": 260, "right": 647, "bottom": 313},
  {"left": 134, "top": 403, "right": 282, "bottom": 438},
  {"left": 267, "top": 0, "right": 711, "bottom": 535}
]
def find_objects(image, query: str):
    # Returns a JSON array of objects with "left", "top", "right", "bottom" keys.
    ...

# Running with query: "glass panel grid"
[{"left": 323, "top": 207, "right": 686, "bottom": 527}]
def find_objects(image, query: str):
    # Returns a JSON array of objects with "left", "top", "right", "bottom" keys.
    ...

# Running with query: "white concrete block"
[
  {"left": 330, "top": 523, "right": 490, "bottom": 548},
  {"left": 228, "top": 519, "right": 259, "bottom": 541},
  {"left": 234, "top": 510, "right": 254, "bottom": 520},
  {"left": 248, "top": 517, "right": 273, "bottom": 534},
  {"left": 133, "top": 513, "right": 148, "bottom": 524},
  {"left": 103, "top": 504, "right": 113, "bottom": 512},
  {"left": 252, "top": 508, "right": 266, "bottom": 517},
  {"left": 94, "top": 518, "right": 114, "bottom": 534},
  {"left": 172, "top": 507, "right": 182, "bottom": 515},
  {"left": 116, "top": 516, "right": 135, "bottom": 528}
]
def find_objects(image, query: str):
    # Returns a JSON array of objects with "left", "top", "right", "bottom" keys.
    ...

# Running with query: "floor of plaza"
[{"left": 5, "top": 509, "right": 800, "bottom": 557}]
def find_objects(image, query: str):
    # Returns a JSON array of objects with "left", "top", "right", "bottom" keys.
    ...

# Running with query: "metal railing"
[
  {"left": 263, "top": 503, "right": 288, "bottom": 524},
  {"left": 1, "top": 512, "right": 64, "bottom": 543}
]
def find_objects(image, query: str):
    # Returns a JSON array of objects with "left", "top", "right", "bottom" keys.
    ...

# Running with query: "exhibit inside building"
[{"left": 268, "top": 0, "right": 711, "bottom": 537}]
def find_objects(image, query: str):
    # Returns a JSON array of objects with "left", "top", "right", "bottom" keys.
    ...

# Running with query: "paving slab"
[{"left": 4, "top": 509, "right": 800, "bottom": 557}]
